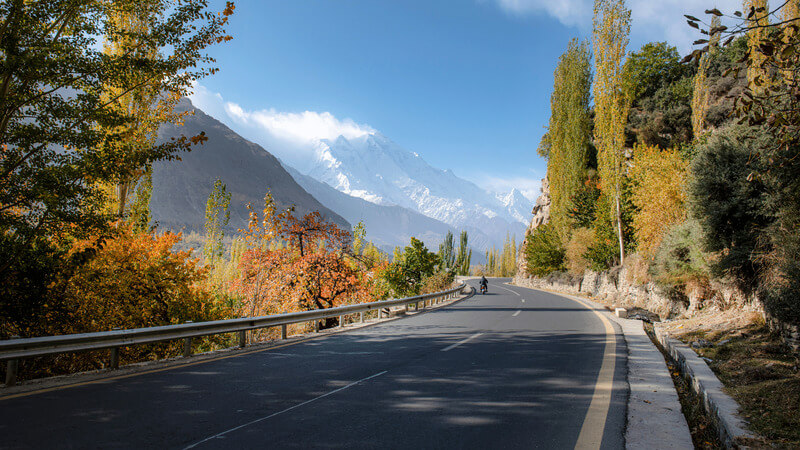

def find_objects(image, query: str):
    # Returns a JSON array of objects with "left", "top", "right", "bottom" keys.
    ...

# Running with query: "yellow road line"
[{"left": 569, "top": 295, "right": 617, "bottom": 450}]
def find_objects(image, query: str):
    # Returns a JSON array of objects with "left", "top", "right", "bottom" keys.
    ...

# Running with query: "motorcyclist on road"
[{"left": 479, "top": 276, "right": 488, "bottom": 293}]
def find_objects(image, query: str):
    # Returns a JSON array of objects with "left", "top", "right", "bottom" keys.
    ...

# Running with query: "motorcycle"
[{"left": 479, "top": 284, "right": 487, "bottom": 295}]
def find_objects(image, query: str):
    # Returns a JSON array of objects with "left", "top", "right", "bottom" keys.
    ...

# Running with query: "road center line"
[
  {"left": 183, "top": 371, "right": 388, "bottom": 449},
  {"left": 512, "top": 310, "right": 521, "bottom": 317},
  {"left": 491, "top": 284, "right": 521, "bottom": 296},
  {"left": 441, "top": 333, "right": 483, "bottom": 352}
]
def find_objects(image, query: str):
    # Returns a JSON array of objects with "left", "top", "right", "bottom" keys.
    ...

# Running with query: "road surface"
[{"left": 0, "top": 278, "right": 627, "bottom": 449}]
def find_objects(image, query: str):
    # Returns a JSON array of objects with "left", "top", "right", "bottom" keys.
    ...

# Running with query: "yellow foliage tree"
[
  {"left": 692, "top": 15, "right": 721, "bottom": 138},
  {"left": 101, "top": 1, "right": 191, "bottom": 220},
  {"left": 629, "top": 144, "right": 689, "bottom": 257},
  {"left": 547, "top": 39, "right": 593, "bottom": 238},
  {"left": 745, "top": 0, "right": 771, "bottom": 92},
  {"left": 593, "top": 0, "right": 632, "bottom": 263}
]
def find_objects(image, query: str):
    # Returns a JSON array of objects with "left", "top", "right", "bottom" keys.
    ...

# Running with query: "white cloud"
[
  {"left": 493, "top": 0, "right": 741, "bottom": 53},
  {"left": 494, "top": 0, "right": 590, "bottom": 27},
  {"left": 189, "top": 84, "right": 374, "bottom": 172},
  {"left": 223, "top": 104, "right": 374, "bottom": 144}
]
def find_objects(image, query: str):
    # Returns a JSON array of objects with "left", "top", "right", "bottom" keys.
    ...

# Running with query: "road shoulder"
[{"left": 513, "top": 285, "right": 693, "bottom": 450}]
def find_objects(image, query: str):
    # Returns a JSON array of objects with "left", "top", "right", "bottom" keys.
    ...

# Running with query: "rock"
[
  {"left": 691, "top": 339, "right": 714, "bottom": 349},
  {"left": 515, "top": 178, "right": 550, "bottom": 278},
  {"left": 630, "top": 314, "right": 652, "bottom": 323},
  {"left": 718, "top": 339, "right": 731, "bottom": 345}
]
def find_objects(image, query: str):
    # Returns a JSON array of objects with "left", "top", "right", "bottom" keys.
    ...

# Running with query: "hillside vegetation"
[{"left": 522, "top": 0, "right": 800, "bottom": 331}]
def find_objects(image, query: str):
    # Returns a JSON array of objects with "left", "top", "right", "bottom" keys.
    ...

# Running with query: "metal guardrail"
[{"left": 1, "top": 282, "right": 468, "bottom": 386}]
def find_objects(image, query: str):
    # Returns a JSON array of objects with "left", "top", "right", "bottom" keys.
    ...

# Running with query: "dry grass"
[{"left": 672, "top": 320, "right": 800, "bottom": 447}]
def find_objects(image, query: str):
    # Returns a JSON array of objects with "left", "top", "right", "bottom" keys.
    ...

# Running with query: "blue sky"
[{"left": 191, "top": 0, "right": 739, "bottom": 199}]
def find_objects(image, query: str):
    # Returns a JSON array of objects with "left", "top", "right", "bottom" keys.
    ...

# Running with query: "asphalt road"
[{"left": 0, "top": 278, "right": 628, "bottom": 449}]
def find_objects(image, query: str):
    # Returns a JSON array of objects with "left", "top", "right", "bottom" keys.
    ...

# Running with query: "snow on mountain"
[
  {"left": 298, "top": 132, "right": 527, "bottom": 247},
  {"left": 305, "top": 134, "right": 517, "bottom": 225},
  {"left": 497, "top": 188, "right": 536, "bottom": 225}
]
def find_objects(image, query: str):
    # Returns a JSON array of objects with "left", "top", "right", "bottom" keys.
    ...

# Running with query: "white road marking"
[
  {"left": 441, "top": 333, "right": 484, "bottom": 352},
  {"left": 521, "top": 299, "right": 525, "bottom": 303},
  {"left": 492, "top": 284, "right": 521, "bottom": 296},
  {"left": 512, "top": 310, "right": 521, "bottom": 317},
  {"left": 183, "top": 371, "right": 388, "bottom": 449}
]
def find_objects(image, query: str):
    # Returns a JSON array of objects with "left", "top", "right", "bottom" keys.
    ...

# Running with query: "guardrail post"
[
  {"left": 405, "top": 303, "right": 409, "bottom": 313},
  {"left": 110, "top": 328, "right": 121, "bottom": 370},
  {"left": 281, "top": 324, "right": 287, "bottom": 340},
  {"left": 183, "top": 321, "right": 193, "bottom": 357},
  {"left": 5, "top": 335, "right": 19, "bottom": 387},
  {"left": 359, "top": 311, "right": 364, "bottom": 323},
  {"left": 338, "top": 315, "right": 343, "bottom": 328},
  {"left": 238, "top": 330, "right": 246, "bottom": 348},
  {"left": 314, "top": 320, "right": 320, "bottom": 333}
]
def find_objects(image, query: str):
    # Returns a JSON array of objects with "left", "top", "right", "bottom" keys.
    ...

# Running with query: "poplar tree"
[
  {"left": 204, "top": 178, "right": 231, "bottom": 264},
  {"left": 546, "top": 39, "right": 593, "bottom": 239},
  {"left": 592, "top": 0, "right": 632, "bottom": 264},
  {"left": 455, "top": 231, "right": 471, "bottom": 275},
  {"left": 101, "top": 1, "right": 181, "bottom": 219},
  {"left": 782, "top": 0, "right": 799, "bottom": 82},
  {"left": 745, "top": 0, "right": 771, "bottom": 92},
  {"left": 692, "top": 15, "right": 721, "bottom": 138},
  {"left": 0, "top": 1, "right": 234, "bottom": 277},
  {"left": 438, "top": 230, "right": 456, "bottom": 270}
]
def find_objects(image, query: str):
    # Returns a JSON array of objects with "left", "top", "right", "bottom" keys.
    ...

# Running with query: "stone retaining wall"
[
  {"left": 513, "top": 269, "right": 685, "bottom": 319},
  {"left": 513, "top": 266, "right": 762, "bottom": 321}
]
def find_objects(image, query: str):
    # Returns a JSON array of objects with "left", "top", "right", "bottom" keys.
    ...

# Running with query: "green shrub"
[
  {"left": 689, "top": 125, "right": 772, "bottom": 289},
  {"left": 649, "top": 219, "right": 710, "bottom": 287},
  {"left": 524, "top": 223, "right": 565, "bottom": 276}
]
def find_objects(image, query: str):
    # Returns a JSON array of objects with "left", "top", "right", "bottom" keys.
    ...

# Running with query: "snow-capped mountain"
[
  {"left": 298, "top": 132, "right": 526, "bottom": 246},
  {"left": 498, "top": 188, "right": 536, "bottom": 225}
]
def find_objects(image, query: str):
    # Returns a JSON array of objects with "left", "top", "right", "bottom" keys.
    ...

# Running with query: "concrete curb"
[
  {"left": 653, "top": 325, "right": 755, "bottom": 449},
  {"left": 508, "top": 284, "right": 694, "bottom": 450}
]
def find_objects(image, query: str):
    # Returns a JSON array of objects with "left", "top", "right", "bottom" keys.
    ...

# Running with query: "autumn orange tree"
[
  {"left": 0, "top": 223, "right": 231, "bottom": 379},
  {"left": 231, "top": 192, "right": 374, "bottom": 330}
]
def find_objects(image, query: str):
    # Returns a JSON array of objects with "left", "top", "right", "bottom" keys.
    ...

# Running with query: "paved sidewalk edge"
[
  {"left": 510, "top": 284, "right": 693, "bottom": 450},
  {"left": 653, "top": 325, "right": 755, "bottom": 449}
]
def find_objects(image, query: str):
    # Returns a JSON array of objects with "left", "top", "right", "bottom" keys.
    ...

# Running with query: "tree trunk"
[{"left": 615, "top": 192, "right": 625, "bottom": 265}]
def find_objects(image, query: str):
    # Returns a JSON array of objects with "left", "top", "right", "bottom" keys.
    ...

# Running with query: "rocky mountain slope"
[{"left": 151, "top": 98, "right": 349, "bottom": 233}]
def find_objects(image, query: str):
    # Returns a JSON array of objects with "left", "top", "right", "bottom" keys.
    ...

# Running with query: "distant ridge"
[{"left": 151, "top": 98, "right": 349, "bottom": 233}]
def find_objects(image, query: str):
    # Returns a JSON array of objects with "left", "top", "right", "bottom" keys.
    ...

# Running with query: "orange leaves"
[
  {"left": 53, "top": 224, "right": 228, "bottom": 335},
  {"left": 285, "top": 210, "right": 350, "bottom": 256},
  {"left": 231, "top": 195, "right": 370, "bottom": 323}
]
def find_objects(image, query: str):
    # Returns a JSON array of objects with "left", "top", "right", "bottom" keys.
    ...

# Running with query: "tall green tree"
[
  {"left": 692, "top": 16, "right": 721, "bottom": 138},
  {"left": 101, "top": 1, "right": 190, "bottom": 220},
  {"left": 0, "top": 0, "right": 234, "bottom": 277},
  {"left": 546, "top": 38, "right": 593, "bottom": 238},
  {"left": 204, "top": 178, "right": 231, "bottom": 264},
  {"left": 383, "top": 237, "right": 440, "bottom": 296},
  {"left": 438, "top": 230, "right": 455, "bottom": 270},
  {"left": 455, "top": 230, "right": 471, "bottom": 275},
  {"left": 592, "top": 0, "right": 632, "bottom": 264}
]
